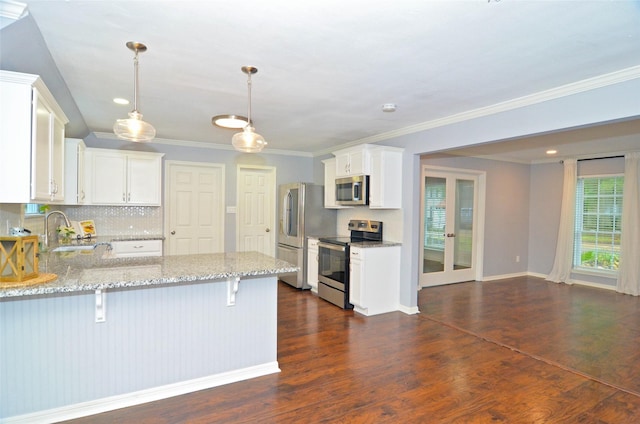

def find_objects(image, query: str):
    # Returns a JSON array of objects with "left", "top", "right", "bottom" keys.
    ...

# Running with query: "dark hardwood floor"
[{"left": 64, "top": 276, "right": 640, "bottom": 423}]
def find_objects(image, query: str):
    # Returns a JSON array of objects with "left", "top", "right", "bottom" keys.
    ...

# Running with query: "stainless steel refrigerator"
[{"left": 277, "top": 182, "right": 337, "bottom": 289}]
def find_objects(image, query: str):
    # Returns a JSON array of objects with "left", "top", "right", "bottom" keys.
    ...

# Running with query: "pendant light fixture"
[
  {"left": 232, "top": 66, "right": 267, "bottom": 153},
  {"left": 113, "top": 41, "right": 156, "bottom": 142}
]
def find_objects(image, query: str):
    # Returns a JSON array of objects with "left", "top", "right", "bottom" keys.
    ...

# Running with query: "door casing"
[{"left": 419, "top": 165, "right": 486, "bottom": 288}]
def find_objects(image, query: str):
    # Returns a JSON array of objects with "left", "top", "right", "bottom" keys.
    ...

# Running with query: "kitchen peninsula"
[{"left": 0, "top": 248, "right": 297, "bottom": 423}]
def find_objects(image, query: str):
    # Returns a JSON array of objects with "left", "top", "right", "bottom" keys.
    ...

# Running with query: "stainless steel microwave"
[{"left": 335, "top": 175, "right": 369, "bottom": 206}]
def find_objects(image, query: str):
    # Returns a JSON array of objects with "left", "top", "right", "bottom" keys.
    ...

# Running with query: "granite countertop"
[{"left": 0, "top": 247, "right": 297, "bottom": 299}]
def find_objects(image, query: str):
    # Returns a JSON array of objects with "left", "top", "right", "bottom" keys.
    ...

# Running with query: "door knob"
[
  {"left": 170, "top": 230, "right": 176, "bottom": 235},
  {"left": 446, "top": 233, "right": 456, "bottom": 238},
  {"left": 265, "top": 228, "right": 270, "bottom": 232}
]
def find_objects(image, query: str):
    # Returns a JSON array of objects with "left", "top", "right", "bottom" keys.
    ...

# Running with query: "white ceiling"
[{"left": 11, "top": 0, "right": 640, "bottom": 158}]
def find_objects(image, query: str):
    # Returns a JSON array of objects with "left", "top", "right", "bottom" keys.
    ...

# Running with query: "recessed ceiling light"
[
  {"left": 113, "top": 98, "right": 130, "bottom": 105},
  {"left": 212, "top": 114, "right": 249, "bottom": 129},
  {"left": 382, "top": 103, "right": 397, "bottom": 112},
  {"left": 546, "top": 149, "right": 558, "bottom": 155}
]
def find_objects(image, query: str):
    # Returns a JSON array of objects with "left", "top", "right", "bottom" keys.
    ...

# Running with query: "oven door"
[{"left": 317, "top": 242, "right": 348, "bottom": 291}]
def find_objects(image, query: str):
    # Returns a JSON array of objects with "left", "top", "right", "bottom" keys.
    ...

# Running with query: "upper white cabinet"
[
  {"left": 334, "top": 146, "right": 371, "bottom": 177},
  {"left": 327, "top": 144, "right": 404, "bottom": 209},
  {"left": 85, "top": 148, "right": 163, "bottom": 206},
  {"left": 322, "top": 158, "right": 351, "bottom": 209},
  {"left": 64, "top": 138, "right": 86, "bottom": 204},
  {"left": 0, "top": 71, "right": 68, "bottom": 203},
  {"left": 369, "top": 146, "right": 403, "bottom": 209}
]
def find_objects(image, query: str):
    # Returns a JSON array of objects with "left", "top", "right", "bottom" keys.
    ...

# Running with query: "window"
[
  {"left": 25, "top": 204, "right": 45, "bottom": 216},
  {"left": 573, "top": 175, "right": 623, "bottom": 272}
]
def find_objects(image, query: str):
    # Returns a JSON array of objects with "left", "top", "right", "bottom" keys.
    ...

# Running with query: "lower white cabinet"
[
  {"left": 349, "top": 245, "right": 401, "bottom": 316},
  {"left": 108, "top": 239, "right": 163, "bottom": 258},
  {"left": 306, "top": 237, "right": 320, "bottom": 294}
]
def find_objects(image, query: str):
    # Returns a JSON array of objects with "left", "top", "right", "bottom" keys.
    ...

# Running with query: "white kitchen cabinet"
[
  {"left": 0, "top": 71, "right": 68, "bottom": 203},
  {"left": 306, "top": 237, "right": 320, "bottom": 294},
  {"left": 322, "top": 158, "right": 351, "bottom": 209},
  {"left": 349, "top": 245, "right": 401, "bottom": 316},
  {"left": 108, "top": 239, "right": 163, "bottom": 258},
  {"left": 86, "top": 148, "right": 163, "bottom": 206},
  {"left": 64, "top": 138, "right": 86, "bottom": 204},
  {"left": 369, "top": 146, "right": 403, "bottom": 209},
  {"left": 334, "top": 145, "right": 371, "bottom": 177}
]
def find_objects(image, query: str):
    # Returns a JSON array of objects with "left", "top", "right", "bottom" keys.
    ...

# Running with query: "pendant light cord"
[
  {"left": 132, "top": 49, "right": 139, "bottom": 113},
  {"left": 246, "top": 72, "right": 252, "bottom": 125}
]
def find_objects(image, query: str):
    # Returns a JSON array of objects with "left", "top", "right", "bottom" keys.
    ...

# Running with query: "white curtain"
[
  {"left": 617, "top": 152, "right": 640, "bottom": 295},
  {"left": 547, "top": 159, "right": 577, "bottom": 283}
]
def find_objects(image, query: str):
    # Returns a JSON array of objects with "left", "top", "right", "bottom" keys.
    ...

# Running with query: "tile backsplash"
[
  {"left": 1, "top": 203, "right": 162, "bottom": 238},
  {"left": 0, "top": 203, "right": 23, "bottom": 235},
  {"left": 61, "top": 205, "right": 163, "bottom": 237}
]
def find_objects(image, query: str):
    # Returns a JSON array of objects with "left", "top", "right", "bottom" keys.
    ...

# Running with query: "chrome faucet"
[{"left": 44, "top": 211, "right": 72, "bottom": 248}]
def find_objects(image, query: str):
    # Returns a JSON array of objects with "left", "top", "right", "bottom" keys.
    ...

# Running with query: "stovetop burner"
[
  {"left": 317, "top": 236, "right": 351, "bottom": 246},
  {"left": 318, "top": 220, "right": 383, "bottom": 246}
]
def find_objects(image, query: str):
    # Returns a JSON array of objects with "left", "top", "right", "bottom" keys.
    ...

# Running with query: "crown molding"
[
  {"left": 313, "top": 65, "right": 640, "bottom": 156},
  {"left": 0, "top": 0, "right": 27, "bottom": 29},
  {"left": 91, "top": 132, "right": 313, "bottom": 157}
]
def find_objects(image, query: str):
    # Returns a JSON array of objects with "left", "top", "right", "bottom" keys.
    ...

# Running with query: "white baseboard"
[
  {"left": 567, "top": 278, "right": 616, "bottom": 291},
  {"left": 2, "top": 362, "right": 280, "bottom": 424},
  {"left": 482, "top": 272, "right": 616, "bottom": 292},
  {"left": 481, "top": 271, "right": 529, "bottom": 281},
  {"left": 398, "top": 304, "right": 420, "bottom": 315}
]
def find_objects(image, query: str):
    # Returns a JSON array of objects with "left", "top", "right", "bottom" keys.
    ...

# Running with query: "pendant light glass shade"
[
  {"left": 232, "top": 125, "right": 267, "bottom": 153},
  {"left": 232, "top": 66, "right": 266, "bottom": 153},
  {"left": 113, "top": 42, "right": 156, "bottom": 142},
  {"left": 114, "top": 111, "right": 156, "bottom": 141}
]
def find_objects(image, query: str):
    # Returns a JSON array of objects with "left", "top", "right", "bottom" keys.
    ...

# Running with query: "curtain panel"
[
  {"left": 547, "top": 159, "right": 577, "bottom": 283},
  {"left": 616, "top": 152, "right": 640, "bottom": 295}
]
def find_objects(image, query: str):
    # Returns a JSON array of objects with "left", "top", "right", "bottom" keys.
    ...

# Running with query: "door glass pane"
[
  {"left": 454, "top": 179, "right": 474, "bottom": 270},
  {"left": 423, "top": 177, "right": 446, "bottom": 273}
]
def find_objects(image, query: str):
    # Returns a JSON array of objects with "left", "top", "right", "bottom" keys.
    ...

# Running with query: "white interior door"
[
  {"left": 420, "top": 166, "right": 485, "bottom": 287},
  {"left": 237, "top": 166, "right": 276, "bottom": 256},
  {"left": 165, "top": 161, "right": 225, "bottom": 255}
]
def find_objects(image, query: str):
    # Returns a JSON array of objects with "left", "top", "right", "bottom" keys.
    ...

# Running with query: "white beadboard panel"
[{"left": 0, "top": 275, "right": 278, "bottom": 419}]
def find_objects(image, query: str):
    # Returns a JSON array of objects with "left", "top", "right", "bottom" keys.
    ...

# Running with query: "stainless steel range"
[{"left": 317, "top": 220, "right": 383, "bottom": 309}]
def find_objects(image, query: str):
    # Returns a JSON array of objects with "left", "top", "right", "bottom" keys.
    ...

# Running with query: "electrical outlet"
[{"left": 516, "top": 255, "right": 520, "bottom": 263}]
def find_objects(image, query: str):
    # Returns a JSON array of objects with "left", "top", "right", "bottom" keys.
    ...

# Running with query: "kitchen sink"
[{"left": 52, "top": 244, "right": 97, "bottom": 252}]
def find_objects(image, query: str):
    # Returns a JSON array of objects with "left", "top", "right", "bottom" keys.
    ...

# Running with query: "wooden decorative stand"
[{"left": 0, "top": 236, "right": 39, "bottom": 283}]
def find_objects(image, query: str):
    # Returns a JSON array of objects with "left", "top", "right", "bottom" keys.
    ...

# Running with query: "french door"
[{"left": 420, "top": 166, "right": 484, "bottom": 287}]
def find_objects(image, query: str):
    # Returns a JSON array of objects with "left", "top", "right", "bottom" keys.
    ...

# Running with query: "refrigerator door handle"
[{"left": 283, "top": 191, "right": 292, "bottom": 236}]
